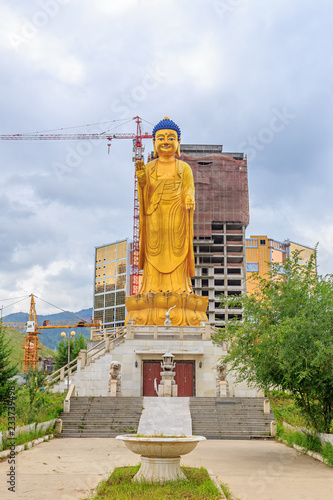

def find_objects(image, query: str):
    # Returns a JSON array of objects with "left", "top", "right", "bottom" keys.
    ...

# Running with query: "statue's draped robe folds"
[{"left": 137, "top": 159, "right": 195, "bottom": 294}]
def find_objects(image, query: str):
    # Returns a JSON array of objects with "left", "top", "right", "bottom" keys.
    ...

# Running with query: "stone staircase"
[
  {"left": 59, "top": 397, "right": 143, "bottom": 438},
  {"left": 189, "top": 397, "right": 275, "bottom": 439},
  {"left": 59, "top": 396, "right": 275, "bottom": 439}
]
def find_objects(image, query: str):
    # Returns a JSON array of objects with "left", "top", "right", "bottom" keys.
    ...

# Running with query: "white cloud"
[{"left": 0, "top": 0, "right": 333, "bottom": 315}]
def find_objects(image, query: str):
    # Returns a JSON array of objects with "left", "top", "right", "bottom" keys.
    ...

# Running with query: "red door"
[
  {"left": 175, "top": 362, "right": 194, "bottom": 396},
  {"left": 143, "top": 361, "right": 194, "bottom": 396},
  {"left": 143, "top": 361, "right": 161, "bottom": 396}
]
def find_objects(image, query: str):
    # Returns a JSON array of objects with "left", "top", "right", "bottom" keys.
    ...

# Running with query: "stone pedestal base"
[
  {"left": 219, "top": 381, "right": 228, "bottom": 397},
  {"left": 125, "top": 292, "right": 208, "bottom": 326},
  {"left": 109, "top": 379, "right": 118, "bottom": 397},
  {"left": 133, "top": 456, "right": 187, "bottom": 483},
  {"left": 158, "top": 379, "right": 178, "bottom": 397}
]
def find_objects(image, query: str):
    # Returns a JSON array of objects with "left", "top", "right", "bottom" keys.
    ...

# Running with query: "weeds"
[
  {"left": 1, "top": 427, "right": 53, "bottom": 451},
  {"left": 278, "top": 424, "right": 333, "bottom": 467},
  {"left": 0, "top": 388, "right": 65, "bottom": 431},
  {"left": 220, "top": 482, "right": 241, "bottom": 500}
]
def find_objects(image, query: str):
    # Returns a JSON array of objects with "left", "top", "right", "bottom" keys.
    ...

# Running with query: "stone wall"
[{"left": 51, "top": 335, "right": 260, "bottom": 398}]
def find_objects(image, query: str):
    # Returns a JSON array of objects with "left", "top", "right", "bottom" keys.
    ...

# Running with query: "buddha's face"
[{"left": 154, "top": 129, "right": 179, "bottom": 157}]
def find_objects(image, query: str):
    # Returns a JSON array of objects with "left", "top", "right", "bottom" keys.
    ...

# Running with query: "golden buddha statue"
[{"left": 125, "top": 117, "right": 208, "bottom": 326}]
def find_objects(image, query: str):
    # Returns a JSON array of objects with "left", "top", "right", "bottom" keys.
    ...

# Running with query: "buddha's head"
[{"left": 152, "top": 117, "right": 181, "bottom": 158}]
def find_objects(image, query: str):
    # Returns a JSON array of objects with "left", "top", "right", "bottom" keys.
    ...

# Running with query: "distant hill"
[
  {"left": 3, "top": 308, "right": 93, "bottom": 324},
  {"left": 3, "top": 328, "right": 56, "bottom": 370},
  {"left": 3, "top": 308, "right": 93, "bottom": 350}
]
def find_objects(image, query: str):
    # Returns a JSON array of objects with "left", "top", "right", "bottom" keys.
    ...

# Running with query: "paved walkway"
[
  {"left": 0, "top": 437, "right": 332, "bottom": 500},
  {"left": 138, "top": 397, "right": 192, "bottom": 435}
]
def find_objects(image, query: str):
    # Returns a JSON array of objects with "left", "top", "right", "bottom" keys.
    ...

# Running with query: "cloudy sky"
[{"left": 0, "top": 0, "right": 332, "bottom": 315}]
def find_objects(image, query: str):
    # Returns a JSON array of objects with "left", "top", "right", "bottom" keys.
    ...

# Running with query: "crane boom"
[
  {"left": 0, "top": 116, "right": 152, "bottom": 294},
  {"left": 0, "top": 133, "right": 152, "bottom": 141}
]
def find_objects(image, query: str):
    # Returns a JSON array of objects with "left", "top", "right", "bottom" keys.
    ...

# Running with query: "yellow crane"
[{"left": 3, "top": 294, "right": 101, "bottom": 371}]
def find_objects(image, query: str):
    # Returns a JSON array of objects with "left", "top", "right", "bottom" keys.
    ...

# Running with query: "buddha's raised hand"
[{"left": 136, "top": 159, "right": 145, "bottom": 172}]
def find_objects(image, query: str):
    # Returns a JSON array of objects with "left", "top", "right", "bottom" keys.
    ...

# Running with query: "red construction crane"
[{"left": 0, "top": 116, "right": 152, "bottom": 295}]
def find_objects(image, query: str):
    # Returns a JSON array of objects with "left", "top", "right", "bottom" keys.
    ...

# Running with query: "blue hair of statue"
[{"left": 152, "top": 117, "right": 181, "bottom": 139}]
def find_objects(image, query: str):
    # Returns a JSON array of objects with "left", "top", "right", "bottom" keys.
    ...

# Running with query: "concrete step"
[
  {"left": 59, "top": 396, "right": 143, "bottom": 438},
  {"left": 189, "top": 397, "right": 275, "bottom": 440}
]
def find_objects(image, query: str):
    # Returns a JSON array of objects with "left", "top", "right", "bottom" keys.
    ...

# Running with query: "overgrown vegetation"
[
  {"left": 215, "top": 250, "right": 333, "bottom": 433},
  {"left": 269, "top": 390, "right": 333, "bottom": 467},
  {"left": 1, "top": 427, "right": 52, "bottom": 451},
  {"left": 0, "top": 324, "right": 18, "bottom": 415},
  {"left": 87, "top": 466, "right": 222, "bottom": 500},
  {"left": 269, "top": 391, "right": 310, "bottom": 429},
  {"left": 0, "top": 387, "right": 64, "bottom": 431},
  {"left": 278, "top": 424, "right": 333, "bottom": 467},
  {"left": 0, "top": 365, "right": 65, "bottom": 433}
]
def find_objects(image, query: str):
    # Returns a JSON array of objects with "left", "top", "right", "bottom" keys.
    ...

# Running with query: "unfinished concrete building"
[{"left": 180, "top": 145, "right": 249, "bottom": 327}]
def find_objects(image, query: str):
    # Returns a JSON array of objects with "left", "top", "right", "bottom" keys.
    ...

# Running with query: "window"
[
  {"left": 117, "top": 259, "right": 126, "bottom": 275},
  {"left": 116, "top": 307, "right": 125, "bottom": 321},
  {"left": 106, "top": 244, "right": 116, "bottom": 262},
  {"left": 116, "top": 291, "right": 126, "bottom": 305},
  {"left": 96, "top": 247, "right": 106, "bottom": 264},
  {"left": 94, "top": 295, "right": 104, "bottom": 309},
  {"left": 105, "top": 262, "right": 116, "bottom": 277},
  {"left": 94, "top": 310, "right": 103, "bottom": 322},
  {"left": 95, "top": 280, "right": 105, "bottom": 293},
  {"left": 105, "top": 293, "right": 115, "bottom": 307},
  {"left": 246, "top": 262, "right": 259, "bottom": 272},
  {"left": 95, "top": 265, "right": 105, "bottom": 279},
  {"left": 116, "top": 275, "right": 126, "bottom": 289},
  {"left": 105, "top": 308, "right": 114, "bottom": 323},
  {"left": 117, "top": 241, "right": 127, "bottom": 259},
  {"left": 105, "top": 277, "right": 115, "bottom": 292},
  {"left": 260, "top": 239, "right": 266, "bottom": 245}
]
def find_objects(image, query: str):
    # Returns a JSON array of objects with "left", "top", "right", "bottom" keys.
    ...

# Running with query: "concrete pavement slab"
[{"left": 0, "top": 437, "right": 332, "bottom": 500}]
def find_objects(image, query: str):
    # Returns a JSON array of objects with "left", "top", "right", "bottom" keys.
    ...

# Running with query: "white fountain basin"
[{"left": 116, "top": 435, "right": 206, "bottom": 482}]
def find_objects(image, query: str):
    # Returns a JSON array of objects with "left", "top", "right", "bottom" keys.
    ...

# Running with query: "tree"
[
  {"left": 23, "top": 368, "right": 48, "bottom": 407},
  {"left": 54, "top": 333, "right": 87, "bottom": 370},
  {"left": 0, "top": 324, "right": 18, "bottom": 414},
  {"left": 214, "top": 251, "right": 333, "bottom": 433}
]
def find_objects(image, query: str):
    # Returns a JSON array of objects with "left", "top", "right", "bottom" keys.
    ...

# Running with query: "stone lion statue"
[
  {"left": 109, "top": 361, "right": 121, "bottom": 396},
  {"left": 216, "top": 363, "right": 227, "bottom": 381},
  {"left": 109, "top": 361, "right": 121, "bottom": 380},
  {"left": 216, "top": 362, "right": 228, "bottom": 397}
]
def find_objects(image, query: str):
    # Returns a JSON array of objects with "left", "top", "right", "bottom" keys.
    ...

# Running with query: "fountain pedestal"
[{"left": 116, "top": 435, "right": 206, "bottom": 483}]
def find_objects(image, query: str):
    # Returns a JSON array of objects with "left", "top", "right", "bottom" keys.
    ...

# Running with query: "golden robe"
[{"left": 137, "top": 158, "right": 195, "bottom": 294}]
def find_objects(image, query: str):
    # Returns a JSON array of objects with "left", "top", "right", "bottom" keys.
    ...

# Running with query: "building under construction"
[
  {"left": 181, "top": 145, "right": 249, "bottom": 327},
  {"left": 93, "top": 144, "right": 249, "bottom": 328}
]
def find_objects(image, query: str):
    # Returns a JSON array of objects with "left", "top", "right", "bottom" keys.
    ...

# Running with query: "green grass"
[
  {"left": 3, "top": 327, "right": 55, "bottom": 370},
  {"left": 87, "top": 465, "right": 222, "bottom": 500}
]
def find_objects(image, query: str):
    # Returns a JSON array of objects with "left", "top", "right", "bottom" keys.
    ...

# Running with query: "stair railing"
[
  {"left": 63, "top": 383, "right": 76, "bottom": 413},
  {"left": 45, "top": 326, "right": 127, "bottom": 387}
]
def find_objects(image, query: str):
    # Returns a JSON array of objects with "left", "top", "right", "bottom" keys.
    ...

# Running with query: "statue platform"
[{"left": 125, "top": 292, "right": 209, "bottom": 326}]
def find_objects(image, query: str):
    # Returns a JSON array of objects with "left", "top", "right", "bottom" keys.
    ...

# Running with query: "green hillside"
[{"left": 3, "top": 327, "right": 56, "bottom": 371}]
